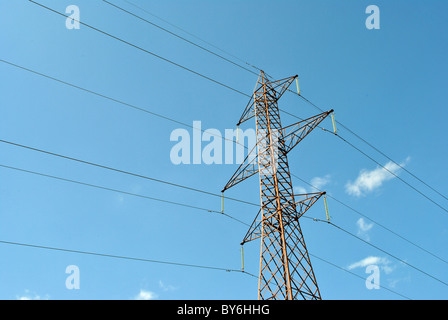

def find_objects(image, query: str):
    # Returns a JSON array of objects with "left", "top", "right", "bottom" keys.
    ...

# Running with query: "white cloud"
[
  {"left": 310, "top": 175, "right": 331, "bottom": 192},
  {"left": 348, "top": 256, "right": 394, "bottom": 275},
  {"left": 345, "top": 158, "right": 409, "bottom": 197},
  {"left": 16, "top": 290, "right": 49, "bottom": 300},
  {"left": 159, "top": 280, "right": 177, "bottom": 292},
  {"left": 294, "top": 186, "right": 308, "bottom": 194},
  {"left": 356, "top": 218, "right": 374, "bottom": 241},
  {"left": 295, "top": 175, "right": 331, "bottom": 195},
  {"left": 134, "top": 289, "right": 158, "bottom": 300}
]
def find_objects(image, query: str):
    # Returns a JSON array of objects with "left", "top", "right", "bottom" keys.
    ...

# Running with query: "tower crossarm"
[{"left": 280, "top": 110, "right": 333, "bottom": 154}]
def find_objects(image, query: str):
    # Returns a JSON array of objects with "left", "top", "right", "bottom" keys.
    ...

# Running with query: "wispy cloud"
[
  {"left": 345, "top": 158, "right": 410, "bottom": 197},
  {"left": 159, "top": 280, "right": 177, "bottom": 292},
  {"left": 356, "top": 218, "right": 374, "bottom": 241},
  {"left": 16, "top": 290, "right": 49, "bottom": 300},
  {"left": 294, "top": 174, "right": 331, "bottom": 194},
  {"left": 134, "top": 289, "right": 158, "bottom": 300},
  {"left": 348, "top": 256, "right": 394, "bottom": 275}
]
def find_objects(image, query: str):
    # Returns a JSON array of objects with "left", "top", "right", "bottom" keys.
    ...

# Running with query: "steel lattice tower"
[{"left": 222, "top": 71, "right": 332, "bottom": 300}]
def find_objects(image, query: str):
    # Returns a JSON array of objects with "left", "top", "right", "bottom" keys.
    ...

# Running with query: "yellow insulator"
[
  {"left": 324, "top": 195, "right": 330, "bottom": 221},
  {"left": 295, "top": 77, "right": 300, "bottom": 95},
  {"left": 331, "top": 112, "right": 337, "bottom": 135}
]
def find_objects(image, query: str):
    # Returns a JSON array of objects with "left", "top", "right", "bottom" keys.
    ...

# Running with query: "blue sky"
[{"left": 0, "top": 0, "right": 447, "bottom": 300}]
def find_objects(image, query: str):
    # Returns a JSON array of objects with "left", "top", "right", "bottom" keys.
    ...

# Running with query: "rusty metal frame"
[{"left": 222, "top": 71, "right": 332, "bottom": 300}]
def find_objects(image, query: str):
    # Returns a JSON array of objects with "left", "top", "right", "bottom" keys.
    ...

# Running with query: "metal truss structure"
[{"left": 222, "top": 71, "right": 332, "bottom": 300}]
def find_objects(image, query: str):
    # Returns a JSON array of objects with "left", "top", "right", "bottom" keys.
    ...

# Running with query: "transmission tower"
[{"left": 222, "top": 71, "right": 333, "bottom": 300}]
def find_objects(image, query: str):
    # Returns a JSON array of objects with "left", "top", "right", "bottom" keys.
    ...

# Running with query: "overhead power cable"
[
  {"left": 320, "top": 128, "right": 448, "bottom": 215},
  {"left": 308, "top": 252, "right": 411, "bottom": 300},
  {"left": 106, "top": 0, "right": 447, "bottom": 207},
  {"left": 292, "top": 172, "right": 448, "bottom": 266},
  {"left": 298, "top": 94, "right": 448, "bottom": 203},
  {"left": 0, "top": 239, "right": 256, "bottom": 277},
  {"left": 28, "top": 0, "right": 251, "bottom": 98},
  {"left": 3, "top": 54, "right": 447, "bottom": 284},
  {"left": 0, "top": 163, "right": 250, "bottom": 227},
  {"left": 33, "top": 0, "right": 443, "bottom": 218},
  {"left": 121, "top": 0, "right": 264, "bottom": 74},
  {"left": 0, "top": 138, "right": 258, "bottom": 208},
  {"left": 8, "top": 0, "right": 443, "bottom": 299},
  {"left": 102, "top": 0, "right": 259, "bottom": 76},
  {"left": 0, "top": 59, "right": 246, "bottom": 150},
  {"left": 0, "top": 163, "right": 411, "bottom": 298},
  {"left": 305, "top": 217, "right": 448, "bottom": 288},
  {"left": 0, "top": 166, "right": 411, "bottom": 298}
]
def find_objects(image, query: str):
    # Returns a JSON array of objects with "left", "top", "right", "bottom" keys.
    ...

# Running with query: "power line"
[
  {"left": 0, "top": 140, "right": 446, "bottom": 292},
  {"left": 0, "top": 163, "right": 412, "bottom": 299},
  {"left": 0, "top": 138, "right": 258, "bottom": 208},
  {"left": 104, "top": 0, "right": 446, "bottom": 208},
  {"left": 121, "top": 0, "right": 264, "bottom": 74},
  {"left": 0, "top": 239, "right": 256, "bottom": 277},
  {"left": 12, "top": 0, "right": 446, "bottom": 296},
  {"left": 28, "top": 0, "right": 251, "bottom": 98},
  {"left": 0, "top": 58, "right": 246, "bottom": 150},
  {"left": 1, "top": 163, "right": 412, "bottom": 298},
  {"left": 102, "top": 0, "right": 259, "bottom": 76},
  {"left": 3, "top": 159, "right": 442, "bottom": 295},
  {"left": 30, "top": 0, "right": 447, "bottom": 215},
  {"left": 291, "top": 172, "right": 448, "bottom": 266},
  {"left": 308, "top": 252, "right": 412, "bottom": 300},
  {"left": 297, "top": 94, "right": 448, "bottom": 203},
  {"left": 2, "top": 59, "right": 445, "bottom": 295},
  {"left": 320, "top": 128, "right": 448, "bottom": 215},
  {"left": 105, "top": 0, "right": 448, "bottom": 209},
  {"left": 305, "top": 217, "right": 448, "bottom": 288},
  {"left": 0, "top": 163, "right": 250, "bottom": 227}
]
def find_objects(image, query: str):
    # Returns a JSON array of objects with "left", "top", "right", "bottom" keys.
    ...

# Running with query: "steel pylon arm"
[
  {"left": 280, "top": 110, "right": 333, "bottom": 154},
  {"left": 237, "top": 73, "right": 298, "bottom": 126},
  {"left": 221, "top": 141, "right": 260, "bottom": 192},
  {"left": 241, "top": 192, "right": 326, "bottom": 245}
]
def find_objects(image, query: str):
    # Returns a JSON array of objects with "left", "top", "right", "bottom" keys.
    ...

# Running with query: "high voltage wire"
[
  {"left": 0, "top": 59, "right": 246, "bottom": 150},
  {"left": 97, "top": 0, "right": 448, "bottom": 208},
  {"left": 3, "top": 36, "right": 448, "bottom": 274},
  {"left": 0, "top": 165, "right": 412, "bottom": 299},
  {"left": 292, "top": 173, "right": 448, "bottom": 266},
  {"left": 0, "top": 138, "right": 258, "bottom": 208},
  {"left": 320, "top": 128, "right": 448, "bottom": 215},
  {"left": 1, "top": 155, "right": 446, "bottom": 292},
  {"left": 0, "top": 167, "right": 413, "bottom": 298},
  {"left": 28, "top": 0, "right": 250, "bottom": 98},
  {"left": 307, "top": 252, "right": 411, "bottom": 300},
  {"left": 279, "top": 105, "right": 448, "bottom": 215},
  {"left": 122, "top": 0, "right": 264, "bottom": 74},
  {"left": 0, "top": 55, "right": 448, "bottom": 270},
  {"left": 2, "top": 137, "right": 446, "bottom": 288},
  {"left": 0, "top": 239, "right": 256, "bottom": 278},
  {"left": 1, "top": 157, "right": 445, "bottom": 291},
  {"left": 2, "top": 56, "right": 447, "bottom": 268},
  {"left": 102, "top": 0, "right": 259, "bottom": 77},
  {"left": 0, "top": 164, "right": 412, "bottom": 298},
  {"left": 0, "top": 163, "right": 250, "bottom": 227},
  {"left": 303, "top": 217, "right": 448, "bottom": 288},
  {"left": 5, "top": 0, "right": 445, "bottom": 298},
  {"left": 296, "top": 95, "right": 448, "bottom": 203}
]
